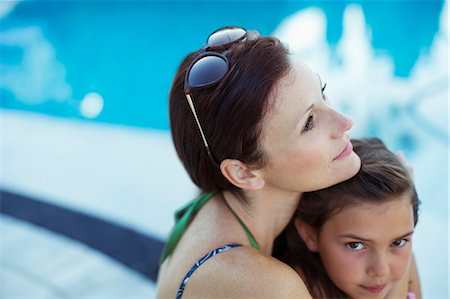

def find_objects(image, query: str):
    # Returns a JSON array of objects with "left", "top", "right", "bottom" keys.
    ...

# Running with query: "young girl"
[{"left": 274, "top": 138, "right": 421, "bottom": 299}]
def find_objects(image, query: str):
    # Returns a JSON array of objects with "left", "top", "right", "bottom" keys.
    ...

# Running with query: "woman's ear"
[
  {"left": 220, "top": 159, "right": 265, "bottom": 190},
  {"left": 294, "top": 218, "right": 319, "bottom": 252}
]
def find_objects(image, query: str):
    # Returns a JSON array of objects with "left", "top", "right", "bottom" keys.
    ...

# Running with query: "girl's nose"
[{"left": 367, "top": 253, "right": 390, "bottom": 277}]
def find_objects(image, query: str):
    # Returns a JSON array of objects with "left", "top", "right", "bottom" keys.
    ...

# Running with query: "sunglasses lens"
[
  {"left": 207, "top": 27, "right": 246, "bottom": 47},
  {"left": 188, "top": 55, "right": 228, "bottom": 88}
]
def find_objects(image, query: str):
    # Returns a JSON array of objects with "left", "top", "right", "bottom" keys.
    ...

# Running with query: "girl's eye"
[
  {"left": 391, "top": 239, "right": 408, "bottom": 248},
  {"left": 346, "top": 242, "right": 364, "bottom": 251},
  {"left": 302, "top": 115, "right": 314, "bottom": 133}
]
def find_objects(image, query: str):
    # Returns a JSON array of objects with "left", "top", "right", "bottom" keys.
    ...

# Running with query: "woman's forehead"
[
  {"left": 268, "top": 61, "right": 318, "bottom": 118},
  {"left": 259, "top": 63, "right": 318, "bottom": 145}
]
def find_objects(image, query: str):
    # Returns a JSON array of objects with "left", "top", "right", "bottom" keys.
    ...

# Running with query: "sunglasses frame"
[{"left": 183, "top": 26, "right": 247, "bottom": 166}]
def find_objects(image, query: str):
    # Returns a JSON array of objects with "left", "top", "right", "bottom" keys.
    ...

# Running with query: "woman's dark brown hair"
[
  {"left": 169, "top": 30, "right": 291, "bottom": 192},
  {"left": 273, "top": 138, "right": 420, "bottom": 298}
]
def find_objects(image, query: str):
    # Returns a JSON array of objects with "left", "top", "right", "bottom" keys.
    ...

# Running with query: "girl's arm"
[
  {"left": 408, "top": 255, "right": 422, "bottom": 299},
  {"left": 385, "top": 268, "right": 409, "bottom": 299},
  {"left": 385, "top": 253, "right": 421, "bottom": 299}
]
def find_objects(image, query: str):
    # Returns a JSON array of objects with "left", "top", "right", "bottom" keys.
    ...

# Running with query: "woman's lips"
[
  {"left": 333, "top": 141, "right": 353, "bottom": 160},
  {"left": 362, "top": 284, "right": 387, "bottom": 294}
]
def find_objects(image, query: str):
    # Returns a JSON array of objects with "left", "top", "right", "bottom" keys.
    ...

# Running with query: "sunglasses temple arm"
[{"left": 184, "top": 93, "right": 214, "bottom": 158}]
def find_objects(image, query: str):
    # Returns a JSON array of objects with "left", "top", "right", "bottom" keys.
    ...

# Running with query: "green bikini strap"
[
  {"left": 160, "top": 190, "right": 261, "bottom": 264},
  {"left": 160, "top": 191, "right": 218, "bottom": 264},
  {"left": 223, "top": 198, "right": 260, "bottom": 252}
]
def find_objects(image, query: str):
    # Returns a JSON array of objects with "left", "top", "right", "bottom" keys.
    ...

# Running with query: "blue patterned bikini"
[
  {"left": 160, "top": 191, "right": 260, "bottom": 299},
  {"left": 176, "top": 243, "right": 242, "bottom": 299}
]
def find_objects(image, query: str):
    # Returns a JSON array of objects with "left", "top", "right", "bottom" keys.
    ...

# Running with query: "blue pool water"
[
  {"left": 0, "top": 1, "right": 448, "bottom": 298},
  {"left": 0, "top": 1, "right": 444, "bottom": 131}
]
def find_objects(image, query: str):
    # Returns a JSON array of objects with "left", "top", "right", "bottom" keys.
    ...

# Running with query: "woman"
[{"left": 156, "top": 26, "right": 361, "bottom": 298}]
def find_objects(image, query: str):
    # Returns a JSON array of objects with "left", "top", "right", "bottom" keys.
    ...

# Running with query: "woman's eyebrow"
[{"left": 315, "top": 73, "right": 323, "bottom": 89}]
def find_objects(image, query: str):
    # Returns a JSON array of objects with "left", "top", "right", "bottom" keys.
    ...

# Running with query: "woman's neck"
[{"left": 222, "top": 189, "right": 302, "bottom": 255}]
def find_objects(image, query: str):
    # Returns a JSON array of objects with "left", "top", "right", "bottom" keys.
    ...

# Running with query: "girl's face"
[
  {"left": 313, "top": 195, "right": 415, "bottom": 299},
  {"left": 259, "top": 59, "right": 361, "bottom": 195}
]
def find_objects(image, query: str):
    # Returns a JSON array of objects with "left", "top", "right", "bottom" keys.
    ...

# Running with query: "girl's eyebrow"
[
  {"left": 392, "top": 230, "right": 415, "bottom": 241},
  {"left": 339, "top": 230, "right": 415, "bottom": 242},
  {"left": 339, "top": 234, "right": 371, "bottom": 242}
]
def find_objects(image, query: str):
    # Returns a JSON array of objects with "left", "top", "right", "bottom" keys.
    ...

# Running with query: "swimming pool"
[{"left": 1, "top": 1, "right": 448, "bottom": 298}]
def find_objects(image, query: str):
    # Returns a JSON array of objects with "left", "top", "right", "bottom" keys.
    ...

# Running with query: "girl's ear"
[
  {"left": 220, "top": 159, "right": 265, "bottom": 190},
  {"left": 294, "top": 218, "right": 319, "bottom": 252}
]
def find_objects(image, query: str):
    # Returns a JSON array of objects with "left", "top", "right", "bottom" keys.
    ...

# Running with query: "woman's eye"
[
  {"left": 321, "top": 82, "right": 327, "bottom": 101},
  {"left": 391, "top": 239, "right": 408, "bottom": 248},
  {"left": 346, "top": 242, "right": 364, "bottom": 251},
  {"left": 302, "top": 115, "right": 314, "bottom": 133}
]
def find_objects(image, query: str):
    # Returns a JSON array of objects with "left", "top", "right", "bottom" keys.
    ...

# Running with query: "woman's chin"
[
  {"left": 348, "top": 151, "right": 362, "bottom": 176},
  {"left": 334, "top": 151, "right": 362, "bottom": 183}
]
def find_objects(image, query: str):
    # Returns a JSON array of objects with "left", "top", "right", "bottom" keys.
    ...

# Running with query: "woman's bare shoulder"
[{"left": 181, "top": 246, "right": 312, "bottom": 298}]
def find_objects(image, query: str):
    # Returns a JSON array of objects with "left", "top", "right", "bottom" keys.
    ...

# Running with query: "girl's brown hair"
[
  {"left": 273, "top": 138, "right": 420, "bottom": 298},
  {"left": 169, "top": 30, "right": 291, "bottom": 192}
]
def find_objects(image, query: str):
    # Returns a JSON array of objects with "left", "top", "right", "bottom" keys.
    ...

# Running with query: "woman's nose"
[{"left": 330, "top": 108, "right": 353, "bottom": 139}]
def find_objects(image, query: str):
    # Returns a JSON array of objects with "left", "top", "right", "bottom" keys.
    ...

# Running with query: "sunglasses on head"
[{"left": 184, "top": 26, "right": 247, "bottom": 166}]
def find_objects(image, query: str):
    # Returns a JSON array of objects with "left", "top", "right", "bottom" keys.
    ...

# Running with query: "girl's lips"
[
  {"left": 362, "top": 284, "right": 387, "bottom": 294},
  {"left": 333, "top": 141, "right": 353, "bottom": 160}
]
